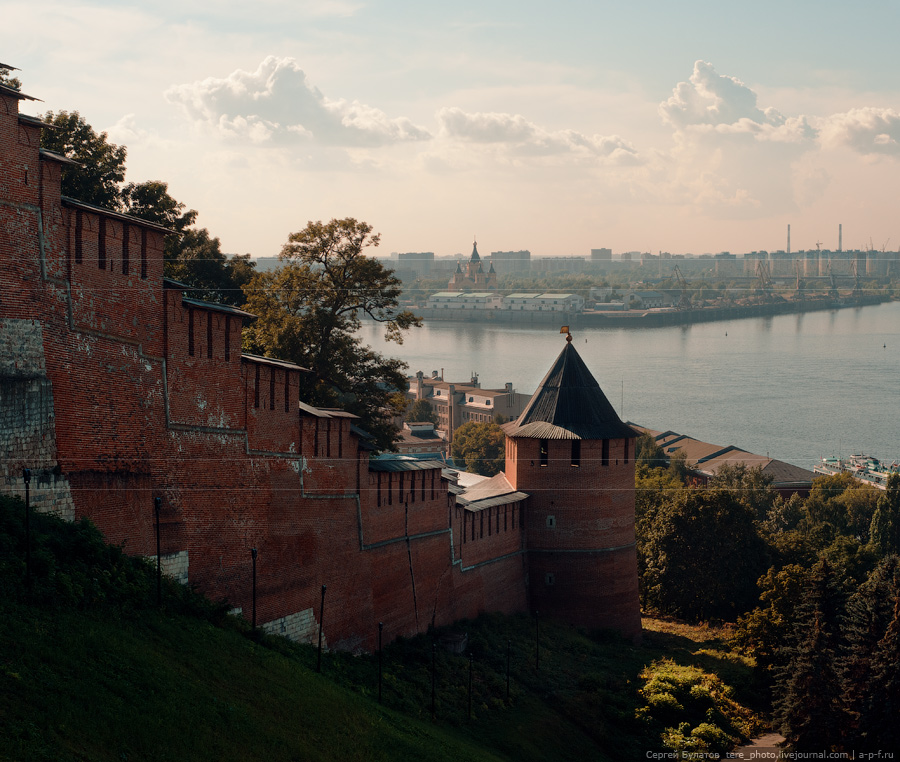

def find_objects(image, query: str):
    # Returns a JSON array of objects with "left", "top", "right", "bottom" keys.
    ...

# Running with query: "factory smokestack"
[
  {"left": 839, "top": 224, "right": 842, "bottom": 253},
  {"left": 787, "top": 224, "right": 791, "bottom": 255}
]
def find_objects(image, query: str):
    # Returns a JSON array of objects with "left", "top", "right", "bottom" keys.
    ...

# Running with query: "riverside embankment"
[{"left": 410, "top": 295, "right": 889, "bottom": 328}]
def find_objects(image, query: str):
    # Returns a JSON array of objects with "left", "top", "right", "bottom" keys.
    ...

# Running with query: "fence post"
[
  {"left": 378, "top": 622, "right": 384, "bottom": 703},
  {"left": 250, "top": 548, "right": 258, "bottom": 631},
  {"left": 317, "top": 584, "right": 326, "bottom": 672},
  {"left": 506, "top": 638, "right": 511, "bottom": 700},
  {"left": 468, "top": 653, "right": 473, "bottom": 720},
  {"left": 154, "top": 497, "right": 162, "bottom": 606},
  {"left": 23, "top": 468, "right": 31, "bottom": 591},
  {"left": 431, "top": 642, "right": 436, "bottom": 719}
]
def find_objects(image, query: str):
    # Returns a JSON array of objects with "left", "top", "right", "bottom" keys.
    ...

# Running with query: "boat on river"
[{"left": 814, "top": 454, "right": 899, "bottom": 490}]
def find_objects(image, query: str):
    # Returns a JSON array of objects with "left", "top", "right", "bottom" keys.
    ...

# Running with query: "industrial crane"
[
  {"left": 754, "top": 261, "right": 773, "bottom": 302},
  {"left": 673, "top": 265, "right": 692, "bottom": 310}
]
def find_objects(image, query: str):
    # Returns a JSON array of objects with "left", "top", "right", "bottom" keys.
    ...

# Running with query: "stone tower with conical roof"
[{"left": 503, "top": 333, "right": 641, "bottom": 637}]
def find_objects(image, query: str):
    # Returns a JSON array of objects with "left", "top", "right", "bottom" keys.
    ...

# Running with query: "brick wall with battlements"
[{"left": 0, "top": 75, "right": 641, "bottom": 649}]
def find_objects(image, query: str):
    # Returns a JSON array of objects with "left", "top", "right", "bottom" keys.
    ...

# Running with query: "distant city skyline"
[{"left": 7, "top": 1, "right": 900, "bottom": 259}]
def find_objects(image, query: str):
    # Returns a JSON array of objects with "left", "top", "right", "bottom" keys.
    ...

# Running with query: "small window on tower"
[
  {"left": 545, "top": 573, "right": 555, "bottom": 586},
  {"left": 546, "top": 515, "right": 556, "bottom": 529},
  {"left": 571, "top": 439, "right": 581, "bottom": 468},
  {"left": 539, "top": 440, "right": 549, "bottom": 467}
]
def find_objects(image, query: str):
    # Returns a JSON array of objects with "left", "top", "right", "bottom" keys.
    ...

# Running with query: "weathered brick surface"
[
  {"left": 0, "top": 82, "right": 641, "bottom": 648},
  {"left": 509, "top": 436, "right": 642, "bottom": 637}
]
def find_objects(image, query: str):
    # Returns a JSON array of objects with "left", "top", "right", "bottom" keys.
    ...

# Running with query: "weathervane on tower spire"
[{"left": 560, "top": 325, "right": 572, "bottom": 342}]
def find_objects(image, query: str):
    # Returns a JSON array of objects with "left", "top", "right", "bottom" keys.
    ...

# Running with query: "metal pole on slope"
[
  {"left": 154, "top": 497, "right": 162, "bottom": 606},
  {"left": 251, "top": 548, "right": 258, "bottom": 631},
  {"left": 317, "top": 584, "right": 326, "bottom": 673},
  {"left": 378, "top": 622, "right": 384, "bottom": 703},
  {"left": 506, "top": 638, "right": 511, "bottom": 701},
  {"left": 23, "top": 468, "right": 31, "bottom": 592},
  {"left": 431, "top": 642, "right": 436, "bottom": 719},
  {"left": 468, "top": 653, "right": 473, "bottom": 720}
]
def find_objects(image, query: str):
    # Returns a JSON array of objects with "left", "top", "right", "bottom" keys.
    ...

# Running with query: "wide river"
[{"left": 358, "top": 301, "right": 900, "bottom": 471}]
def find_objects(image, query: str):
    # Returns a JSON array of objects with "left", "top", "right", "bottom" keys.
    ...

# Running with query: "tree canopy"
[
  {"left": 450, "top": 422, "right": 505, "bottom": 477},
  {"left": 40, "top": 111, "right": 127, "bottom": 209},
  {"left": 406, "top": 399, "right": 438, "bottom": 426},
  {"left": 0, "top": 65, "right": 21, "bottom": 91},
  {"left": 242, "top": 218, "right": 421, "bottom": 452},
  {"left": 640, "top": 487, "right": 769, "bottom": 621}
]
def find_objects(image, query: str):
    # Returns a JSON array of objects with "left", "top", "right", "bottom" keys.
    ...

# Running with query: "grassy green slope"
[{"left": 0, "top": 497, "right": 765, "bottom": 761}]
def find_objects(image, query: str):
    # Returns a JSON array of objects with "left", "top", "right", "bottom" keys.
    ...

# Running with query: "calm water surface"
[{"left": 358, "top": 301, "right": 900, "bottom": 470}]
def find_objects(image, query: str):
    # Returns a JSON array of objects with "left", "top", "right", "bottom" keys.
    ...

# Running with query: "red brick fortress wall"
[
  {"left": 509, "top": 436, "right": 642, "bottom": 637},
  {"left": 1, "top": 81, "right": 639, "bottom": 649}
]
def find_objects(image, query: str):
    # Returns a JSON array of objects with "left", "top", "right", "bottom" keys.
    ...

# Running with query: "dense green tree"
[
  {"left": 773, "top": 559, "right": 848, "bottom": 752},
  {"left": 641, "top": 488, "right": 769, "bottom": 621},
  {"left": 634, "top": 464, "right": 685, "bottom": 590},
  {"left": 406, "top": 399, "right": 438, "bottom": 426},
  {"left": 842, "top": 556, "right": 900, "bottom": 750},
  {"left": 40, "top": 111, "right": 127, "bottom": 209},
  {"left": 666, "top": 449, "right": 690, "bottom": 482},
  {"left": 763, "top": 492, "right": 805, "bottom": 535},
  {"left": 0, "top": 65, "right": 22, "bottom": 90},
  {"left": 122, "top": 180, "right": 253, "bottom": 306},
  {"left": 709, "top": 463, "right": 776, "bottom": 521},
  {"left": 802, "top": 472, "right": 879, "bottom": 537},
  {"left": 167, "top": 229, "right": 255, "bottom": 307},
  {"left": 242, "top": 219, "right": 420, "bottom": 452},
  {"left": 635, "top": 432, "right": 666, "bottom": 469},
  {"left": 122, "top": 180, "right": 197, "bottom": 232},
  {"left": 450, "top": 422, "right": 505, "bottom": 477},
  {"left": 733, "top": 564, "right": 812, "bottom": 677},
  {"left": 869, "top": 473, "right": 900, "bottom": 556},
  {"left": 860, "top": 593, "right": 900, "bottom": 750}
]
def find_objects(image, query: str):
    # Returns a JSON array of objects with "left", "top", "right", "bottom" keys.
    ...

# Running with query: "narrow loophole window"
[{"left": 571, "top": 439, "right": 581, "bottom": 467}]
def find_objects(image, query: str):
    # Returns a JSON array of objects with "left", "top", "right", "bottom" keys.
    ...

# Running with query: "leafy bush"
[{"left": 636, "top": 659, "right": 763, "bottom": 754}]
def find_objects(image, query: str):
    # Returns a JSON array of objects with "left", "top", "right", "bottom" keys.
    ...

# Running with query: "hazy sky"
[{"left": 7, "top": 1, "right": 900, "bottom": 259}]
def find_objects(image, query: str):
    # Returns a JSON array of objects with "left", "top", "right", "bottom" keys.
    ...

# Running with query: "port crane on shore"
[
  {"left": 754, "top": 261, "right": 773, "bottom": 303},
  {"left": 673, "top": 265, "right": 692, "bottom": 310}
]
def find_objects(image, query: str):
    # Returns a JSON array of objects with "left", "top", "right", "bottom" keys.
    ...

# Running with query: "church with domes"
[{"left": 448, "top": 240, "right": 498, "bottom": 292}]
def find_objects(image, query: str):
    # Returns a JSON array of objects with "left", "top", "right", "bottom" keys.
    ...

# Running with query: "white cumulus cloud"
[
  {"left": 660, "top": 60, "right": 816, "bottom": 145},
  {"left": 165, "top": 56, "right": 431, "bottom": 147},
  {"left": 819, "top": 107, "right": 900, "bottom": 155},
  {"left": 661, "top": 60, "right": 782, "bottom": 129},
  {"left": 436, "top": 107, "right": 639, "bottom": 164}
]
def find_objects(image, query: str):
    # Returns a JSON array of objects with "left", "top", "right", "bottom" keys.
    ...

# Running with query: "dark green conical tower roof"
[
  {"left": 470, "top": 241, "right": 480, "bottom": 262},
  {"left": 505, "top": 336, "right": 637, "bottom": 441}
]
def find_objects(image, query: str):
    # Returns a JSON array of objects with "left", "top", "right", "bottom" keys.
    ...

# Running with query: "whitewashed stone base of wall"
[
  {"left": 1, "top": 319, "right": 75, "bottom": 521},
  {"left": 2, "top": 471, "right": 76, "bottom": 521},
  {"left": 144, "top": 550, "right": 189, "bottom": 585},
  {"left": 261, "top": 608, "right": 325, "bottom": 646}
]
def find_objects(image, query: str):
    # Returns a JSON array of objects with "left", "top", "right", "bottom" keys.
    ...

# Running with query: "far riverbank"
[{"left": 407, "top": 294, "right": 889, "bottom": 328}]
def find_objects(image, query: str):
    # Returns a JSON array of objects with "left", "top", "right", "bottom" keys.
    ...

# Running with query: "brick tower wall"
[{"left": 507, "top": 436, "right": 641, "bottom": 637}]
